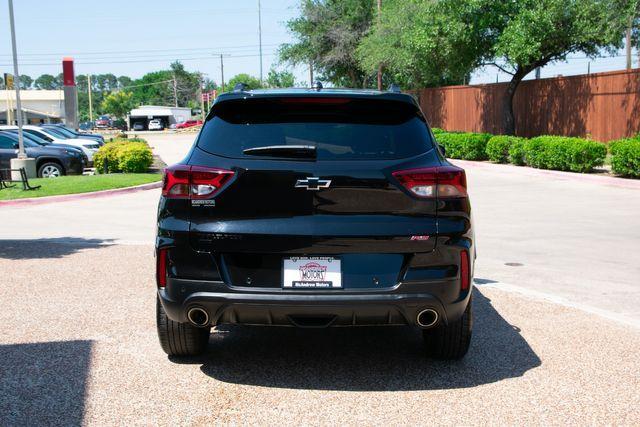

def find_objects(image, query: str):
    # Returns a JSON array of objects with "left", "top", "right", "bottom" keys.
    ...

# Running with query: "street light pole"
[
  {"left": 258, "top": 0, "right": 263, "bottom": 84},
  {"left": 8, "top": 0, "right": 25, "bottom": 159}
]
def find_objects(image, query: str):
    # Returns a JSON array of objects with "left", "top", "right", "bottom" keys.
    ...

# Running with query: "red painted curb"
[
  {"left": 0, "top": 181, "right": 162, "bottom": 207},
  {"left": 451, "top": 160, "right": 640, "bottom": 190}
]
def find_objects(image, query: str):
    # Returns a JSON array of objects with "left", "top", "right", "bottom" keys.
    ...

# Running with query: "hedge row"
[
  {"left": 434, "top": 130, "right": 640, "bottom": 176},
  {"left": 609, "top": 138, "right": 640, "bottom": 177},
  {"left": 94, "top": 139, "right": 154, "bottom": 173}
]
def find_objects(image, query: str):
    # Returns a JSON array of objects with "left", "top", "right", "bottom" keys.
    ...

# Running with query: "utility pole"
[
  {"left": 376, "top": 0, "right": 382, "bottom": 90},
  {"left": 220, "top": 54, "right": 225, "bottom": 92},
  {"left": 87, "top": 74, "right": 93, "bottom": 122},
  {"left": 8, "top": 0, "right": 25, "bottom": 159},
  {"left": 7, "top": 0, "right": 35, "bottom": 178},
  {"left": 200, "top": 75, "right": 206, "bottom": 122},
  {"left": 626, "top": 24, "right": 632, "bottom": 70},
  {"left": 172, "top": 77, "right": 178, "bottom": 107},
  {"left": 258, "top": 0, "right": 263, "bottom": 84},
  {"left": 309, "top": 62, "right": 314, "bottom": 87}
]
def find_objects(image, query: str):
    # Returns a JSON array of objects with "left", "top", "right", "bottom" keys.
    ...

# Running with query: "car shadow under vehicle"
[
  {"left": 0, "top": 237, "right": 114, "bottom": 260},
  {"left": 171, "top": 289, "right": 541, "bottom": 391}
]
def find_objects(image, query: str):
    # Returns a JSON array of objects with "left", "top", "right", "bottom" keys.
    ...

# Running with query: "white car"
[
  {"left": 148, "top": 119, "right": 163, "bottom": 131},
  {"left": 0, "top": 125, "right": 100, "bottom": 163}
]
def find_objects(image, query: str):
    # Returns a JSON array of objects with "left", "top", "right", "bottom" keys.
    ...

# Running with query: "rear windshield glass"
[{"left": 196, "top": 97, "right": 434, "bottom": 160}]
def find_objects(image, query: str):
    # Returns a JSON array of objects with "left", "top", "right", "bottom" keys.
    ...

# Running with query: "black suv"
[{"left": 156, "top": 88, "right": 475, "bottom": 359}]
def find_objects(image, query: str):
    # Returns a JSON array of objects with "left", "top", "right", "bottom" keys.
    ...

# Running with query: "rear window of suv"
[{"left": 196, "top": 97, "right": 434, "bottom": 160}]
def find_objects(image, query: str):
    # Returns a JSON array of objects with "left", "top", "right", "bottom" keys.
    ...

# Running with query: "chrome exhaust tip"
[
  {"left": 187, "top": 307, "right": 210, "bottom": 327},
  {"left": 416, "top": 308, "right": 439, "bottom": 328}
]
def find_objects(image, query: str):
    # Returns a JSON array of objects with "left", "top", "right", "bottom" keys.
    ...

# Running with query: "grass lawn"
[{"left": 0, "top": 173, "right": 161, "bottom": 201}]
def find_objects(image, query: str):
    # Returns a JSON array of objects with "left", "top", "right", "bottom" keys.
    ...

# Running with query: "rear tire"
[
  {"left": 423, "top": 294, "right": 473, "bottom": 360},
  {"left": 38, "top": 161, "right": 64, "bottom": 178},
  {"left": 156, "top": 296, "right": 210, "bottom": 356}
]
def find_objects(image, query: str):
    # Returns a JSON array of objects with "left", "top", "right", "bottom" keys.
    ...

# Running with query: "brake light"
[
  {"left": 157, "top": 248, "right": 168, "bottom": 288},
  {"left": 162, "top": 164, "right": 234, "bottom": 199},
  {"left": 460, "top": 250, "right": 470, "bottom": 291},
  {"left": 279, "top": 97, "right": 351, "bottom": 104},
  {"left": 392, "top": 165, "right": 467, "bottom": 198}
]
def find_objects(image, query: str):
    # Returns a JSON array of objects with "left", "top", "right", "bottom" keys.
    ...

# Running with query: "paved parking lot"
[{"left": 1, "top": 133, "right": 639, "bottom": 424}]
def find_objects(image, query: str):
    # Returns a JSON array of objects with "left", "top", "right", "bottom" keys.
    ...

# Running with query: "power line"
[{"left": 0, "top": 43, "right": 281, "bottom": 57}]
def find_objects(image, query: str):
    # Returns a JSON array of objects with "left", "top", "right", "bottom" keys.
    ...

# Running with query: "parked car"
[
  {"left": 0, "top": 131, "right": 85, "bottom": 177},
  {"left": 95, "top": 115, "right": 112, "bottom": 129},
  {"left": 148, "top": 119, "right": 163, "bottom": 131},
  {"left": 155, "top": 88, "right": 475, "bottom": 359},
  {"left": 0, "top": 125, "right": 99, "bottom": 164},
  {"left": 79, "top": 121, "right": 94, "bottom": 131},
  {"left": 4, "top": 129, "right": 88, "bottom": 164},
  {"left": 41, "top": 123, "right": 104, "bottom": 145},
  {"left": 174, "top": 119, "right": 202, "bottom": 129},
  {"left": 132, "top": 122, "right": 145, "bottom": 131}
]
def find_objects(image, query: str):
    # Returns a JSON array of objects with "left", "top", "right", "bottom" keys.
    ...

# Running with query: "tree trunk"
[{"left": 502, "top": 69, "right": 526, "bottom": 136}]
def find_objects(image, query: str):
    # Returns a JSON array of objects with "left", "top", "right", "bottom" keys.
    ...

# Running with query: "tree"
[
  {"left": 101, "top": 91, "right": 135, "bottom": 120},
  {"left": 19, "top": 75, "right": 33, "bottom": 89},
  {"left": 226, "top": 73, "right": 263, "bottom": 92},
  {"left": 76, "top": 75, "right": 88, "bottom": 92},
  {"left": 117, "top": 76, "right": 133, "bottom": 90},
  {"left": 34, "top": 74, "right": 59, "bottom": 89},
  {"left": 266, "top": 69, "right": 296, "bottom": 88},
  {"left": 484, "top": 0, "right": 637, "bottom": 134},
  {"left": 357, "top": 0, "right": 480, "bottom": 89},
  {"left": 359, "top": 0, "right": 637, "bottom": 135},
  {"left": 279, "top": 0, "right": 375, "bottom": 87}
]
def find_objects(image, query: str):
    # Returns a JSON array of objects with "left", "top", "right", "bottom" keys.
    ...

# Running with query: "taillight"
[
  {"left": 460, "top": 250, "right": 470, "bottom": 291},
  {"left": 157, "top": 248, "right": 168, "bottom": 288},
  {"left": 162, "top": 164, "right": 234, "bottom": 199},
  {"left": 392, "top": 165, "right": 467, "bottom": 198}
]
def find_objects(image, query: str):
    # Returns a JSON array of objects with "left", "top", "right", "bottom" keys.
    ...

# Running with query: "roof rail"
[
  {"left": 387, "top": 83, "right": 401, "bottom": 93},
  {"left": 313, "top": 81, "right": 323, "bottom": 91},
  {"left": 233, "top": 83, "right": 248, "bottom": 92}
]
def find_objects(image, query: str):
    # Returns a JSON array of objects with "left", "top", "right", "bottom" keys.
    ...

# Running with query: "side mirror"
[{"left": 438, "top": 143, "right": 446, "bottom": 157}]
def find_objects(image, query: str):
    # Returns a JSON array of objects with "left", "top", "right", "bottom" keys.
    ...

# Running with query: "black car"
[
  {"left": 156, "top": 87, "right": 475, "bottom": 360},
  {"left": 41, "top": 124, "right": 105, "bottom": 146},
  {"left": 0, "top": 131, "right": 85, "bottom": 177}
]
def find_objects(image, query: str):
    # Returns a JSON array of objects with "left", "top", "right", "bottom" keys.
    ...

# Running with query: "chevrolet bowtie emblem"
[{"left": 295, "top": 177, "right": 331, "bottom": 190}]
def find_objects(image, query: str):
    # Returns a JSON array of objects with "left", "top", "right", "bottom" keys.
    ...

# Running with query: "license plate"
[{"left": 283, "top": 256, "right": 342, "bottom": 289}]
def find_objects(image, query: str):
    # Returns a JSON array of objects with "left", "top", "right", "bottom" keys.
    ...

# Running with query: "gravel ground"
[{"left": 1, "top": 243, "right": 639, "bottom": 425}]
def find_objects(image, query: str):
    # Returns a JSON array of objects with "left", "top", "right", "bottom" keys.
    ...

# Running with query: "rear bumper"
[{"left": 158, "top": 281, "right": 471, "bottom": 328}]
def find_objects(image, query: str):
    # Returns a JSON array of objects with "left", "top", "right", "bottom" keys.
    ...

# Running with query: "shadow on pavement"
[
  {"left": 0, "top": 238, "right": 113, "bottom": 260},
  {"left": 0, "top": 340, "right": 93, "bottom": 425},
  {"left": 175, "top": 289, "right": 540, "bottom": 391}
]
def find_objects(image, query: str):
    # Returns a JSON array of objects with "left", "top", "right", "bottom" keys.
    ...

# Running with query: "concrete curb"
[
  {"left": 0, "top": 181, "right": 162, "bottom": 207},
  {"left": 451, "top": 159, "right": 640, "bottom": 190}
]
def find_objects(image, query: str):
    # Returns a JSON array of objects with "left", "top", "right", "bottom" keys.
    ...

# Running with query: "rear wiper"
[{"left": 243, "top": 145, "right": 316, "bottom": 159}]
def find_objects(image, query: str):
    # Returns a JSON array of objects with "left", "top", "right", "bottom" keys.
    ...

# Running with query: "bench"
[{"left": 0, "top": 167, "right": 41, "bottom": 191}]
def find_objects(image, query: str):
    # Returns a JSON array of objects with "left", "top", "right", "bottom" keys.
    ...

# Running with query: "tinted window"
[
  {"left": 0, "top": 135, "right": 15, "bottom": 149},
  {"left": 197, "top": 97, "right": 434, "bottom": 160},
  {"left": 24, "top": 129, "right": 53, "bottom": 142},
  {"left": 45, "top": 126, "right": 75, "bottom": 138},
  {"left": 41, "top": 128, "right": 68, "bottom": 139}
]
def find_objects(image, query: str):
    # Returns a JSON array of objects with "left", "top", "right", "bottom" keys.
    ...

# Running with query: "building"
[
  {"left": 0, "top": 89, "right": 65, "bottom": 125},
  {"left": 128, "top": 105, "right": 193, "bottom": 130}
]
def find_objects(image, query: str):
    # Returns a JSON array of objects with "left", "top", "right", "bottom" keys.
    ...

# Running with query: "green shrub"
[
  {"left": 486, "top": 135, "right": 524, "bottom": 163},
  {"left": 524, "top": 136, "right": 606, "bottom": 172},
  {"left": 609, "top": 138, "right": 640, "bottom": 177},
  {"left": 431, "top": 127, "right": 445, "bottom": 135},
  {"left": 117, "top": 142, "right": 154, "bottom": 173},
  {"left": 508, "top": 139, "right": 527, "bottom": 165},
  {"left": 435, "top": 132, "right": 491, "bottom": 160},
  {"left": 94, "top": 141, "right": 128, "bottom": 173},
  {"left": 94, "top": 141, "right": 153, "bottom": 173}
]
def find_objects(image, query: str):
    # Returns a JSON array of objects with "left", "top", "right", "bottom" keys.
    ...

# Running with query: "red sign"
[{"left": 62, "top": 57, "right": 75, "bottom": 86}]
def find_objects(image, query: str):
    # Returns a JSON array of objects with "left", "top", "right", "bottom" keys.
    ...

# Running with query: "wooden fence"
[{"left": 415, "top": 69, "right": 640, "bottom": 142}]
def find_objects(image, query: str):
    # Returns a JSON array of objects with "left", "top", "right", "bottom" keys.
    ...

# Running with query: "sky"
[
  {"left": 0, "top": 0, "right": 306, "bottom": 84},
  {"left": 1, "top": 0, "right": 637, "bottom": 87}
]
